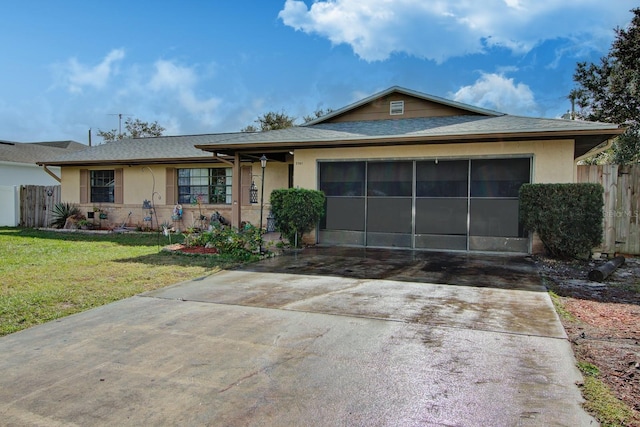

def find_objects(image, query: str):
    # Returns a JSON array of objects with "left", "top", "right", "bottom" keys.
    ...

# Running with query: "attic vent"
[{"left": 390, "top": 100, "right": 404, "bottom": 115}]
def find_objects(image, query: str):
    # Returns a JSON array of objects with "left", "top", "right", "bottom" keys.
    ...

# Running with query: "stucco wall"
[
  {"left": 293, "top": 139, "right": 576, "bottom": 189},
  {"left": 59, "top": 161, "right": 290, "bottom": 230}
]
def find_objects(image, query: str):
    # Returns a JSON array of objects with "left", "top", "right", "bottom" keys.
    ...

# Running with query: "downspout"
[{"left": 41, "top": 165, "right": 62, "bottom": 183}]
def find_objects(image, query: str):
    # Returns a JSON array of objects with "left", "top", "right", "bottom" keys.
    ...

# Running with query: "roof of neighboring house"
[
  {"left": 37, "top": 133, "right": 244, "bottom": 167},
  {"left": 0, "top": 140, "right": 86, "bottom": 165}
]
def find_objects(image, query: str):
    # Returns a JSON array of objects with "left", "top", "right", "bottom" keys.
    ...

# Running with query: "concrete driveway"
[{"left": 0, "top": 248, "right": 593, "bottom": 426}]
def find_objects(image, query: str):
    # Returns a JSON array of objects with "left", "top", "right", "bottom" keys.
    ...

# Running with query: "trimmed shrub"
[
  {"left": 270, "top": 188, "right": 325, "bottom": 247},
  {"left": 519, "top": 183, "right": 603, "bottom": 259}
]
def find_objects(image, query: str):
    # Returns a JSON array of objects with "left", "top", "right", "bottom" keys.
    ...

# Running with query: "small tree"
[
  {"left": 241, "top": 111, "right": 296, "bottom": 132},
  {"left": 98, "top": 118, "right": 165, "bottom": 142},
  {"left": 270, "top": 188, "right": 325, "bottom": 247}
]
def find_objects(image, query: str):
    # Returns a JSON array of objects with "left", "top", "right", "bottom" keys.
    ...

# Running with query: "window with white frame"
[{"left": 177, "top": 168, "right": 232, "bottom": 204}]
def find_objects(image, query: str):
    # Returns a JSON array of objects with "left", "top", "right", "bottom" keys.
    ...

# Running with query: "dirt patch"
[{"left": 536, "top": 255, "right": 640, "bottom": 424}]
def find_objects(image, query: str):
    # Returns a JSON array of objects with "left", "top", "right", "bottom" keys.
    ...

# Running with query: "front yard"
[
  {"left": 538, "top": 256, "right": 640, "bottom": 426},
  {"left": 0, "top": 228, "right": 247, "bottom": 336}
]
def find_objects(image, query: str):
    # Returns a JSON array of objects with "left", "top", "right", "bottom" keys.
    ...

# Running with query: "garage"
[{"left": 318, "top": 157, "right": 531, "bottom": 253}]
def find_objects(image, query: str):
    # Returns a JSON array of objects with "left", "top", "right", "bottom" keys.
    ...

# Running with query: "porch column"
[{"left": 231, "top": 152, "right": 241, "bottom": 227}]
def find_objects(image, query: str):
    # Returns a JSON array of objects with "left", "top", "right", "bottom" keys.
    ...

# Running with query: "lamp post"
[{"left": 259, "top": 155, "right": 267, "bottom": 234}]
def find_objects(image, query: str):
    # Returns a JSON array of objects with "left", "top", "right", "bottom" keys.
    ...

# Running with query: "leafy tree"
[
  {"left": 572, "top": 8, "right": 640, "bottom": 164},
  {"left": 98, "top": 118, "right": 165, "bottom": 142},
  {"left": 241, "top": 111, "right": 296, "bottom": 132},
  {"left": 241, "top": 108, "right": 333, "bottom": 132},
  {"left": 302, "top": 108, "right": 333, "bottom": 123}
]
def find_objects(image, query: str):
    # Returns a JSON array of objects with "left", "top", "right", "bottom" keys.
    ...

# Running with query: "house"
[
  {"left": 38, "top": 87, "right": 623, "bottom": 252},
  {"left": 0, "top": 140, "right": 85, "bottom": 226}
]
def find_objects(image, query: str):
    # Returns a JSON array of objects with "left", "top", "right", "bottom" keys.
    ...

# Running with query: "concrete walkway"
[{"left": 0, "top": 248, "right": 594, "bottom": 426}]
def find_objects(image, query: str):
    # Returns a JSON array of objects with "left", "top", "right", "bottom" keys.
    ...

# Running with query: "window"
[
  {"left": 90, "top": 170, "right": 114, "bottom": 203},
  {"left": 390, "top": 100, "right": 404, "bottom": 115},
  {"left": 177, "top": 168, "right": 232, "bottom": 204}
]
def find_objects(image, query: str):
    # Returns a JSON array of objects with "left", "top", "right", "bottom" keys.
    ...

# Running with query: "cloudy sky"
[{"left": 1, "top": 1, "right": 635, "bottom": 145}]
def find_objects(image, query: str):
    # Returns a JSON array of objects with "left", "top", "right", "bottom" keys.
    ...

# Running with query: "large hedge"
[
  {"left": 270, "top": 188, "right": 325, "bottom": 247},
  {"left": 519, "top": 183, "right": 603, "bottom": 259}
]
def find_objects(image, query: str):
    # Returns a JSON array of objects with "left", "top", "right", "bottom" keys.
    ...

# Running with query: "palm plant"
[{"left": 50, "top": 202, "right": 82, "bottom": 228}]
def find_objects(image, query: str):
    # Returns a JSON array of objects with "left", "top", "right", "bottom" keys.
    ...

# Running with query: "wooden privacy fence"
[
  {"left": 577, "top": 164, "right": 640, "bottom": 255},
  {"left": 20, "top": 185, "right": 61, "bottom": 228}
]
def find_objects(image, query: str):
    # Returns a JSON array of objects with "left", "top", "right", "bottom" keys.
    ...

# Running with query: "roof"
[
  {"left": 0, "top": 140, "right": 86, "bottom": 165},
  {"left": 303, "top": 86, "right": 503, "bottom": 125},
  {"left": 195, "top": 115, "right": 623, "bottom": 159},
  {"left": 38, "top": 86, "right": 625, "bottom": 166},
  {"left": 37, "top": 134, "right": 244, "bottom": 167}
]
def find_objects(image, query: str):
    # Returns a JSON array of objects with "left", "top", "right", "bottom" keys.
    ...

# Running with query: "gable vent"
[{"left": 390, "top": 100, "right": 404, "bottom": 115}]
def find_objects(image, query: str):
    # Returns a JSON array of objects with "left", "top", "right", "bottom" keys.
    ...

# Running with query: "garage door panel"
[
  {"left": 469, "top": 199, "right": 521, "bottom": 237},
  {"left": 415, "top": 198, "right": 467, "bottom": 234},
  {"left": 366, "top": 198, "right": 412, "bottom": 233},
  {"left": 415, "top": 234, "right": 467, "bottom": 250},
  {"left": 324, "top": 197, "right": 365, "bottom": 231}
]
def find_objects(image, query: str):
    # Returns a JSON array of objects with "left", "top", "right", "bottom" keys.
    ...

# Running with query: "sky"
[{"left": 1, "top": 1, "right": 636, "bottom": 145}]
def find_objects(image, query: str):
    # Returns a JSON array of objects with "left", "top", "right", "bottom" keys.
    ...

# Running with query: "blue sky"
[{"left": 2, "top": 1, "right": 636, "bottom": 145}]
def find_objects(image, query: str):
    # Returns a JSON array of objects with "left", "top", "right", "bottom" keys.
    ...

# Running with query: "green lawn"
[{"left": 0, "top": 228, "right": 245, "bottom": 336}]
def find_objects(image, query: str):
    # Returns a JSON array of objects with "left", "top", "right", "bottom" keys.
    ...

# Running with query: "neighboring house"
[
  {"left": 0, "top": 140, "right": 85, "bottom": 226},
  {"left": 39, "top": 87, "right": 623, "bottom": 252}
]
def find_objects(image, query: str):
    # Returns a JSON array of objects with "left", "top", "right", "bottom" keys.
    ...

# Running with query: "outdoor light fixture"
[{"left": 249, "top": 181, "right": 258, "bottom": 204}]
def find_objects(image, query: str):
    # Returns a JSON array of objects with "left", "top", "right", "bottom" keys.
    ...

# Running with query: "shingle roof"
[
  {"left": 195, "top": 115, "right": 622, "bottom": 147},
  {"left": 0, "top": 140, "right": 86, "bottom": 165},
  {"left": 37, "top": 133, "right": 245, "bottom": 166}
]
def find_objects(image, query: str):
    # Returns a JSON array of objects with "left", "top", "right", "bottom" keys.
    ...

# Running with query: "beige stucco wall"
[
  {"left": 293, "top": 139, "right": 576, "bottom": 189},
  {"left": 60, "top": 161, "right": 290, "bottom": 230}
]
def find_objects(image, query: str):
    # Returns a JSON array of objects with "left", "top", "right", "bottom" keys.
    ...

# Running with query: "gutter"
[{"left": 574, "top": 138, "right": 615, "bottom": 164}]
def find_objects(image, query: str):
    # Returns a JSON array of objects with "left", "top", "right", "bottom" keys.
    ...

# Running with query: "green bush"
[
  {"left": 50, "top": 202, "right": 82, "bottom": 228},
  {"left": 191, "top": 223, "right": 262, "bottom": 260},
  {"left": 519, "top": 183, "right": 603, "bottom": 259},
  {"left": 270, "top": 188, "right": 325, "bottom": 247}
]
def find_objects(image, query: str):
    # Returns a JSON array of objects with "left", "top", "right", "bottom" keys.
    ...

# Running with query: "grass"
[
  {"left": 0, "top": 228, "right": 251, "bottom": 336},
  {"left": 547, "top": 289, "right": 577, "bottom": 321},
  {"left": 577, "top": 362, "right": 632, "bottom": 427}
]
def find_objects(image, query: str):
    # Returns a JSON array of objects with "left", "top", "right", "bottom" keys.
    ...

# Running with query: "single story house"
[
  {"left": 39, "top": 86, "right": 623, "bottom": 252},
  {"left": 0, "top": 140, "right": 85, "bottom": 226}
]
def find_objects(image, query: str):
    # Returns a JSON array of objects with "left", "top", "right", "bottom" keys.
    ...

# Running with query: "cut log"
[{"left": 588, "top": 256, "right": 625, "bottom": 282}]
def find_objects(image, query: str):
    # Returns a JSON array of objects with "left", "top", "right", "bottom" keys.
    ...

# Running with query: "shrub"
[
  {"left": 50, "top": 202, "right": 82, "bottom": 228},
  {"left": 192, "top": 223, "right": 262, "bottom": 259},
  {"left": 519, "top": 183, "right": 603, "bottom": 259},
  {"left": 270, "top": 188, "right": 325, "bottom": 247}
]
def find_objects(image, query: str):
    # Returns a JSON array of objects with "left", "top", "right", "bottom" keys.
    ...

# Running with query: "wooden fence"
[
  {"left": 577, "top": 164, "right": 640, "bottom": 255},
  {"left": 20, "top": 185, "right": 61, "bottom": 228}
]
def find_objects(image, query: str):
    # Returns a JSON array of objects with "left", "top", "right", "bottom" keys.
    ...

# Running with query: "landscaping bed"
[{"left": 537, "top": 255, "right": 640, "bottom": 425}]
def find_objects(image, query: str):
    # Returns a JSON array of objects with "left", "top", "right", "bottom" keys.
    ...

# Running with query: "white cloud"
[
  {"left": 148, "top": 60, "right": 221, "bottom": 125},
  {"left": 279, "top": 0, "right": 631, "bottom": 62},
  {"left": 63, "top": 49, "right": 125, "bottom": 93},
  {"left": 451, "top": 73, "right": 537, "bottom": 115}
]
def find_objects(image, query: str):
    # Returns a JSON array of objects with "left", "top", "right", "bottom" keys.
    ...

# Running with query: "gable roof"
[
  {"left": 303, "top": 86, "right": 503, "bottom": 126},
  {"left": 0, "top": 140, "right": 86, "bottom": 165}
]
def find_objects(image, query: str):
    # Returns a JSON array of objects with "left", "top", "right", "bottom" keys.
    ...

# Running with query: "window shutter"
[
  {"left": 114, "top": 168, "right": 123, "bottom": 204},
  {"left": 241, "top": 166, "right": 252, "bottom": 205},
  {"left": 166, "top": 168, "right": 176, "bottom": 205},
  {"left": 79, "top": 169, "right": 89, "bottom": 204}
]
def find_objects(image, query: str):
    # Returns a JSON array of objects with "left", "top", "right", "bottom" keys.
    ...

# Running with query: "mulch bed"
[
  {"left": 536, "top": 256, "right": 640, "bottom": 424},
  {"left": 163, "top": 244, "right": 219, "bottom": 255}
]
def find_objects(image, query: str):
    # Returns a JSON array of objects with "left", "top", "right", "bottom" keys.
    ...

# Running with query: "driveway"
[{"left": 0, "top": 248, "right": 593, "bottom": 426}]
